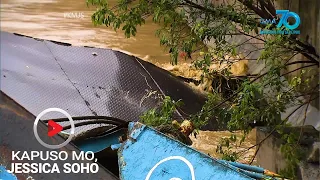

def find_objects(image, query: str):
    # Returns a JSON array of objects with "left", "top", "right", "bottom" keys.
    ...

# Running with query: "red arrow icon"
[{"left": 48, "top": 120, "right": 63, "bottom": 137}]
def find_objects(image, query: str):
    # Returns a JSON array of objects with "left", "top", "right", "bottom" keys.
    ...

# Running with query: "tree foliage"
[
  {"left": 140, "top": 96, "right": 183, "bottom": 127},
  {"left": 87, "top": 0, "right": 319, "bottom": 178}
]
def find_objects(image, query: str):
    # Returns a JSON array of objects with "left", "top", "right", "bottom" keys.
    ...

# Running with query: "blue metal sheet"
[
  {"left": 117, "top": 122, "right": 253, "bottom": 180},
  {"left": 0, "top": 166, "right": 17, "bottom": 180}
]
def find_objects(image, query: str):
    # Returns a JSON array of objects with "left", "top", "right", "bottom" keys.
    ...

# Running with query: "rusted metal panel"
[{"left": 0, "top": 92, "right": 119, "bottom": 180}]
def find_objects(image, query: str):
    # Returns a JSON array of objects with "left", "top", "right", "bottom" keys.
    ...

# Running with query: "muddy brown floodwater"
[
  {"left": 1, "top": 0, "right": 171, "bottom": 64},
  {"left": 1, "top": 0, "right": 256, "bottom": 162}
]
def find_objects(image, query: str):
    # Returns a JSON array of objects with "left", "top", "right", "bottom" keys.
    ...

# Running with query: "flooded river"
[
  {"left": 1, "top": 0, "right": 255, "bottom": 162},
  {"left": 1, "top": 0, "right": 171, "bottom": 65}
]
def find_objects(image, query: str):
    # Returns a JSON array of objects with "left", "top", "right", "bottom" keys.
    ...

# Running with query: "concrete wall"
[
  {"left": 276, "top": 0, "right": 320, "bottom": 130},
  {"left": 207, "top": 0, "right": 320, "bottom": 129},
  {"left": 256, "top": 128, "right": 287, "bottom": 173},
  {"left": 276, "top": 0, "right": 319, "bottom": 109},
  {"left": 256, "top": 127, "right": 320, "bottom": 179},
  {"left": 278, "top": 0, "right": 319, "bottom": 53}
]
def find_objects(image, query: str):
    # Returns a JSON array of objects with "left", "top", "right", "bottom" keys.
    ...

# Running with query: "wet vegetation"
[{"left": 87, "top": 0, "right": 319, "bottom": 178}]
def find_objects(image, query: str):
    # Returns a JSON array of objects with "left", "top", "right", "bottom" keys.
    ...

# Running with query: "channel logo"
[
  {"left": 260, "top": 10, "right": 301, "bottom": 35},
  {"left": 276, "top": 10, "right": 300, "bottom": 30},
  {"left": 47, "top": 120, "right": 63, "bottom": 137},
  {"left": 33, "top": 108, "right": 75, "bottom": 149}
]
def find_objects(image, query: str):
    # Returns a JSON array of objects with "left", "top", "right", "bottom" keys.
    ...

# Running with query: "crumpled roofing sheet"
[{"left": 1, "top": 31, "right": 207, "bottom": 135}]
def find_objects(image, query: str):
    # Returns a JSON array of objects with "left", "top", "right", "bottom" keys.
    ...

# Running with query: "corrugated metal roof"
[{"left": 0, "top": 31, "right": 208, "bottom": 135}]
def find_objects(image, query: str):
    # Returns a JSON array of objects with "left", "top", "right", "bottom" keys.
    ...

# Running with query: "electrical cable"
[{"left": 43, "top": 116, "right": 127, "bottom": 124}]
